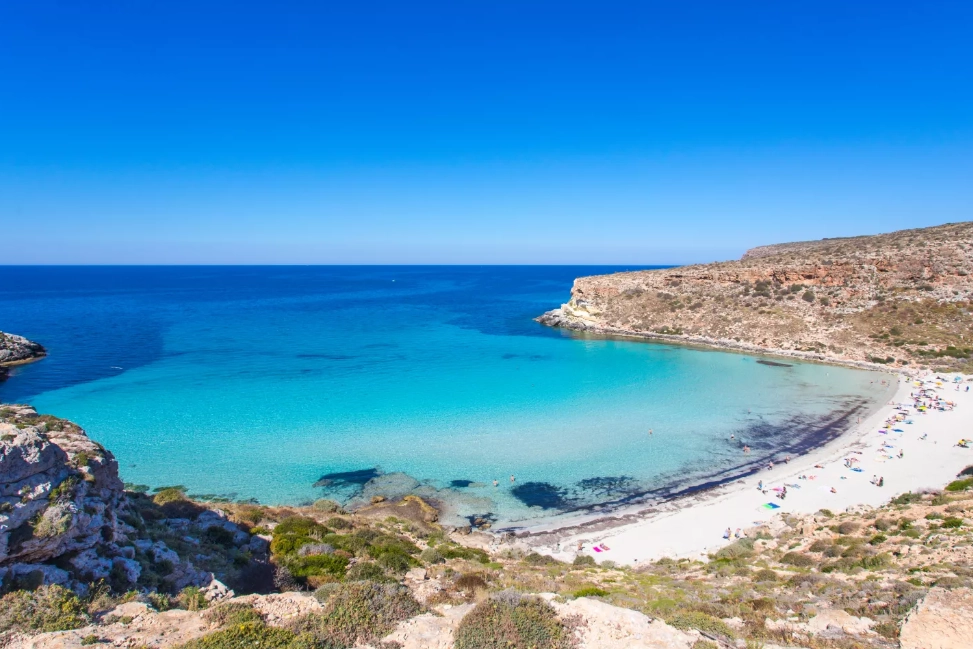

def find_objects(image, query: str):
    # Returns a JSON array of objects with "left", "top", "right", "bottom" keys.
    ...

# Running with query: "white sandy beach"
[{"left": 530, "top": 372, "right": 973, "bottom": 565}]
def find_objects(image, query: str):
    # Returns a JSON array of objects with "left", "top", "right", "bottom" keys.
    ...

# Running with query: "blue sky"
[{"left": 1, "top": 1, "right": 971, "bottom": 264}]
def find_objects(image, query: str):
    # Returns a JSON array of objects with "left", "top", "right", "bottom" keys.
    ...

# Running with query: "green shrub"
[
  {"left": 454, "top": 593, "right": 572, "bottom": 649},
  {"left": 572, "top": 587, "right": 609, "bottom": 598},
  {"left": 203, "top": 526, "right": 235, "bottom": 547},
  {"left": 945, "top": 478, "right": 973, "bottom": 492},
  {"left": 273, "top": 516, "right": 328, "bottom": 538},
  {"left": 270, "top": 534, "right": 315, "bottom": 557},
  {"left": 178, "top": 586, "right": 208, "bottom": 612},
  {"left": 0, "top": 585, "right": 89, "bottom": 633},
  {"left": 754, "top": 569, "right": 778, "bottom": 582},
  {"left": 816, "top": 508, "right": 834, "bottom": 517},
  {"left": 837, "top": 521, "right": 861, "bottom": 535},
  {"left": 176, "top": 621, "right": 297, "bottom": 649},
  {"left": 893, "top": 492, "right": 922, "bottom": 505},
  {"left": 287, "top": 554, "right": 349, "bottom": 580},
  {"left": 311, "top": 499, "right": 341, "bottom": 513},
  {"left": 808, "top": 539, "right": 832, "bottom": 552},
  {"left": 667, "top": 611, "right": 734, "bottom": 639},
  {"left": 942, "top": 517, "right": 963, "bottom": 529},
  {"left": 419, "top": 547, "right": 445, "bottom": 564},
  {"left": 573, "top": 555, "right": 596, "bottom": 567},
  {"left": 869, "top": 534, "right": 887, "bottom": 545},
  {"left": 455, "top": 573, "right": 489, "bottom": 595},
  {"left": 153, "top": 487, "right": 187, "bottom": 506},
  {"left": 346, "top": 561, "right": 394, "bottom": 583},
  {"left": 523, "top": 552, "right": 561, "bottom": 566},
  {"left": 289, "top": 581, "right": 422, "bottom": 647},
  {"left": 440, "top": 545, "right": 490, "bottom": 564},
  {"left": 80, "top": 635, "right": 100, "bottom": 646},
  {"left": 781, "top": 552, "right": 815, "bottom": 568},
  {"left": 802, "top": 290, "right": 815, "bottom": 303},
  {"left": 713, "top": 538, "right": 754, "bottom": 560},
  {"left": 326, "top": 517, "right": 352, "bottom": 530},
  {"left": 204, "top": 602, "right": 263, "bottom": 627}
]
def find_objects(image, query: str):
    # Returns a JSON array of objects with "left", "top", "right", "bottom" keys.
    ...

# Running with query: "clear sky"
[{"left": 2, "top": 1, "right": 971, "bottom": 264}]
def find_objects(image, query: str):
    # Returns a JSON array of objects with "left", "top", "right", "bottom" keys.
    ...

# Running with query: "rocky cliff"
[
  {"left": 539, "top": 221, "right": 973, "bottom": 371},
  {"left": 0, "top": 405, "right": 253, "bottom": 596}
]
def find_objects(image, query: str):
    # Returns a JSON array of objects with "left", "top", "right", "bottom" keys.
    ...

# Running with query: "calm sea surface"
[{"left": 0, "top": 266, "right": 893, "bottom": 528}]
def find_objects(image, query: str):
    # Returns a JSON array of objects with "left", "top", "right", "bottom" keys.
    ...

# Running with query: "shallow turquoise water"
[{"left": 0, "top": 266, "right": 892, "bottom": 527}]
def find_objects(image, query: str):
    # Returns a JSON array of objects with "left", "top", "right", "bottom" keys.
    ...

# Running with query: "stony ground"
[{"left": 539, "top": 222, "right": 973, "bottom": 372}]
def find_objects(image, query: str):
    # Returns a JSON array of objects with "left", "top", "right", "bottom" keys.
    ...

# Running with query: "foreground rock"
[
  {"left": 538, "top": 222, "right": 973, "bottom": 372},
  {"left": 0, "top": 405, "right": 130, "bottom": 592},
  {"left": 899, "top": 587, "right": 973, "bottom": 649},
  {"left": 0, "top": 406, "right": 238, "bottom": 594}
]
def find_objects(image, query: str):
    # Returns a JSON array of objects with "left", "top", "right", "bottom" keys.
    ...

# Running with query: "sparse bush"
[
  {"left": 203, "top": 526, "right": 235, "bottom": 547},
  {"left": 455, "top": 573, "right": 489, "bottom": 595},
  {"left": 523, "top": 552, "right": 561, "bottom": 566},
  {"left": 808, "top": 539, "right": 831, "bottom": 552},
  {"left": 419, "top": 547, "right": 445, "bottom": 564},
  {"left": 273, "top": 516, "right": 328, "bottom": 538},
  {"left": 176, "top": 621, "right": 297, "bottom": 649},
  {"left": 781, "top": 552, "right": 815, "bottom": 568},
  {"left": 802, "top": 290, "right": 815, "bottom": 303},
  {"left": 573, "top": 555, "right": 596, "bottom": 567},
  {"left": 289, "top": 581, "right": 422, "bottom": 647},
  {"left": 177, "top": 586, "right": 208, "bottom": 612},
  {"left": 754, "top": 569, "right": 778, "bottom": 582},
  {"left": 713, "top": 538, "right": 754, "bottom": 560},
  {"left": 312, "top": 499, "right": 341, "bottom": 513},
  {"left": 942, "top": 517, "right": 963, "bottom": 529},
  {"left": 837, "top": 521, "right": 860, "bottom": 535},
  {"left": 454, "top": 592, "right": 572, "bottom": 649},
  {"left": 346, "top": 561, "right": 394, "bottom": 583},
  {"left": 945, "top": 478, "right": 973, "bottom": 492},
  {"left": 0, "top": 585, "right": 89, "bottom": 633},
  {"left": 204, "top": 602, "right": 263, "bottom": 627},
  {"left": 153, "top": 487, "right": 187, "bottom": 506},
  {"left": 572, "top": 587, "right": 609, "bottom": 598},
  {"left": 667, "top": 611, "right": 734, "bottom": 639}
]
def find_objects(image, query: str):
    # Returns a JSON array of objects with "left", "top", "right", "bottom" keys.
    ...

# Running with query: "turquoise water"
[{"left": 0, "top": 267, "right": 892, "bottom": 527}]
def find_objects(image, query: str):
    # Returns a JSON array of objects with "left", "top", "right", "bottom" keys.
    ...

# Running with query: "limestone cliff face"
[
  {"left": 0, "top": 405, "right": 132, "bottom": 590},
  {"left": 539, "top": 222, "right": 973, "bottom": 370},
  {"left": 0, "top": 333, "right": 46, "bottom": 366}
]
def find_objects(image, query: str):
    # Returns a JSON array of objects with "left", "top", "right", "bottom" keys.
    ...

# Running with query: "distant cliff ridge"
[{"left": 538, "top": 222, "right": 973, "bottom": 371}]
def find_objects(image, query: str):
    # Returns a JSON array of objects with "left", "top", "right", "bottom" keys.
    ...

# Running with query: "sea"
[{"left": 0, "top": 266, "right": 894, "bottom": 529}]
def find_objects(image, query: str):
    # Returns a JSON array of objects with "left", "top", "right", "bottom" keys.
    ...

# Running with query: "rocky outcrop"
[
  {"left": 0, "top": 333, "right": 45, "bottom": 382},
  {"left": 538, "top": 222, "right": 973, "bottom": 371},
  {"left": 0, "top": 333, "right": 46, "bottom": 367},
  {"left": 0, "top": 405, "right": 240, "bottom": 595},
  {"left": 0, "top": 405, "right": 130, "bottom": 591},
  {"left": 899, "top": 587, "right": 973, "bottom": 649}
]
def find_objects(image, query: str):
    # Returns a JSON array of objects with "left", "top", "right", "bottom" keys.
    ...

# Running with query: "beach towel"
[
  {"left": 851, "top": 468, "right": 863, "bottom": 472},
  {"left": 762, "top": 502, "right": 781, "bottom": 510},
  {"left": 593, "top": 547, "right": 603, "bottom": 553}
]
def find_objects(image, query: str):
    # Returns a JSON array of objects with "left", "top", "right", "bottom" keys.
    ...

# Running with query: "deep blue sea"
[{"left": 0, "top": 266, "right": 893, "bottom": 528}]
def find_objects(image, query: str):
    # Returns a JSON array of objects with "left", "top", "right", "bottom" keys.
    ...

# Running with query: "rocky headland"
[
  {"left": 538, "top": 222, "right": 973, "bottom": 372},
  {"left": 0, "top": 333, "right": 46, "bottom": 382}
]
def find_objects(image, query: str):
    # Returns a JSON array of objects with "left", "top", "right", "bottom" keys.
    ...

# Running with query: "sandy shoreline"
[{"left": 515, "top": 372, "right": 973, "bottom": 565}]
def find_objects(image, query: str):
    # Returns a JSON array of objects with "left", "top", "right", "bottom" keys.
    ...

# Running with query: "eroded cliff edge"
[{"left": 538, "top": 221, "right": 973, "bottom": 372}]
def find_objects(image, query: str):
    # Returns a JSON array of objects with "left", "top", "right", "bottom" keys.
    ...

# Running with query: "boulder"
[{"left": 900, "top": 587, "right": 973, "bottom": 649}]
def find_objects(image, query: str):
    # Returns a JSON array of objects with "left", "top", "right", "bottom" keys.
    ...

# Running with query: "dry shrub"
[
  {"left": 290, "top": 581, "right": 422, "bottom": 647},
  {"left": 454, "top": 591, "right": 573, "bottom": 649}
]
